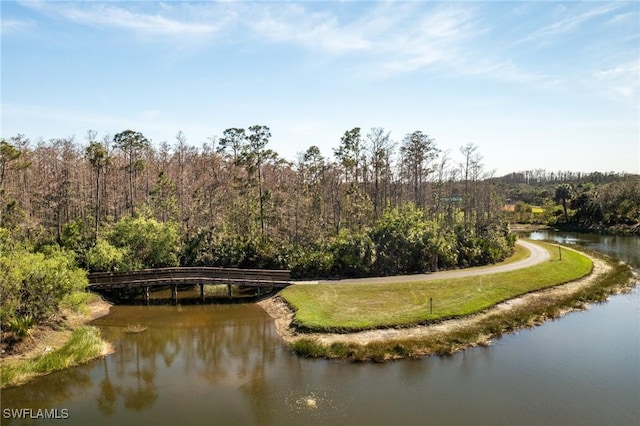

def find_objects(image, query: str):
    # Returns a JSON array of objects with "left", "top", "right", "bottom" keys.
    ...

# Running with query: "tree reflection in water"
[{"left": 91, "top": 304, "right": 278, "bottom": 419}]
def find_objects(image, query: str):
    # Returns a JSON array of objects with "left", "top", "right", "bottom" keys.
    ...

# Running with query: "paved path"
[{"left": 295, "top": 240, "right": 549, "bottom": 285}]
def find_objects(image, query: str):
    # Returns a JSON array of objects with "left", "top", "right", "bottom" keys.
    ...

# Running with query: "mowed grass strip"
[{"left": 280, "top": 241, "right": 593, "bottom": 332}]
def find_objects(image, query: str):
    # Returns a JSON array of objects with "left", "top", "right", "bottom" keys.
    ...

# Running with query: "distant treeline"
[
  {"left": 498, "top": 170, "right": 632, "bottom": 186},
  {"left": 501, "top": 168, "right": 639, "bottom": 232}
]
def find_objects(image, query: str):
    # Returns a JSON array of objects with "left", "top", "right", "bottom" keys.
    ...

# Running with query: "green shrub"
[
  {"left": 85, "top": 238, "right": 128, "bottom": 272},
  {"left": 107, "top": 216, "right": 182, "bottom": 269},
  {"left": 330, "top": 230, "right": 374, "bottom": 277},
  {"left": 290, "top": 248, "right": 334, "bottom": 278},
  {"left": 0, "top": 242, "right": 87, "bottom": 331}
]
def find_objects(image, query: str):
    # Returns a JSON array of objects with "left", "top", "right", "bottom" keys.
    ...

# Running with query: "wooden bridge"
[{"left": 87, "top": 267, "right": 292, "bottom": 303}]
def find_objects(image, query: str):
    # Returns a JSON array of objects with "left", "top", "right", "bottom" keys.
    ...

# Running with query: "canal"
[{"left": 2, "top": 232, "right": 638, "bottom": 425}]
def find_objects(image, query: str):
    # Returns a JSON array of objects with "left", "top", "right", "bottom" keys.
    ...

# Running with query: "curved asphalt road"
[{"left": 295, "top": 240, "right": 550, "bottom": 285}]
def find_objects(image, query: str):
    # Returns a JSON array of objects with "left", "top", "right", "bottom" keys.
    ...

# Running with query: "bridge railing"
[{"left": 87, "top": 267, "right": 291, "bottom": 289}]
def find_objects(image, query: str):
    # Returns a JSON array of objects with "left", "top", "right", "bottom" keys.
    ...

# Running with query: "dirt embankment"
[{"left": 1, "top": 297, "right": 114, "bottom": 364}]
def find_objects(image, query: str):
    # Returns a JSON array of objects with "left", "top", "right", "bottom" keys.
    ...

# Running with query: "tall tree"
[
  {"left": 295, "top": 145, "right": 326, "bottom": 241},
  {"left": 113, "top": 130, "right": 150, "bottom": 216},
  {"left": 0, "top": 139, "right": 23, "bottom": 225},
  {"left": 85, "top": 134, "right": 109, "bottom": 241},
  {"left": 459, "top": 143, "right": 482, "bottom": 228},
  {"left": 555, "top": 183, "right": 573, "bottom": 223},
  {"left": 334, "top": 127, "right": 364, "bottom": 185},
  {"left": 51, "top": 137, "right": 80, "bottom": 241},
  {"left": 217, "top": 128, "right": 246, "bottom": 165},
  {"left": 245, "top": 125, "right": 276, "bottom": 237},
  {"left": 174, "top": 130, "right": 188, "bottom": 220},
  {"left": 149, "top": 171, "right": 178, "bottom": 223},
  {"left": 400, "top": 131, "right": 439, "bottom": 208},
  {"left": 0, "top": 139, "right": 22, "bottom": 193},
  {"left": 366, "top": 127, "right": 395, "bottom": 218}
]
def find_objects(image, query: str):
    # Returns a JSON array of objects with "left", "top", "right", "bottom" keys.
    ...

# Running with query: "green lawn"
[{"left": 281, "top": 241, "right": 593, "bottom": 332}]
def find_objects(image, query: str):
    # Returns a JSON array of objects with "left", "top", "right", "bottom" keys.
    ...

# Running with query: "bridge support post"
[
  {"left": 144, "top": 286, "right": 150, "bottom": 304},
  {"left": 227, "top": 284, "right": 232, "bottom": 300},
  {"left": 200, "top": 283, "right": 205, "bottom": 302},
  {"left": 172, "top": 284, "right": 178, "bottom": 304}
]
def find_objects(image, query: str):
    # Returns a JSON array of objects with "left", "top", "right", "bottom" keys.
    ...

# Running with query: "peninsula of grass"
[
  {"left": 281, "top": 241, "right": 592, "bottom": 333},
  {"left": 1, "top": 326, "right": 109, "bottom": 388},
  {"left": 282, "top": 243, "right": 637, "bottom": 361}
]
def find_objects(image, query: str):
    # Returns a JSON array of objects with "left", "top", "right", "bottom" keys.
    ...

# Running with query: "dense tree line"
[
  {"left": 499, "top": 170, "right": 630, "bottom": 186},
  {"left": 561, "top": 178, "right": 640, "bottom": 229},
  {"left": 500, "top": 169, "right": 640, "bottom": 230},
  {"left": 1, "top": 126, "right": 514, "bottom": 280}
]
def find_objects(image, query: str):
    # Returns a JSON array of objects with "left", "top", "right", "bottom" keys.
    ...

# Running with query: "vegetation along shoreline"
[
  {"left": 259, "top": 241, "right": 637, "bottom": 361},
  {"left": 1, "top": 295, "right": 113, "bottom": 388},
  {"left": 2, "top": 240, "right": 636, "bottom": 387}
]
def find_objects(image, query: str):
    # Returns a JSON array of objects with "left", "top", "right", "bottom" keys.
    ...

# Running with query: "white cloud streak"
[
  {"left": 63, "top": 6, "right": 218, "bottom": 35},
  {"left": 0, "top": 18, "right": 35, "bottom": 34},
  {"left": 513, "top": 3, "right": 624, "bottom": 46},
  {"left": 594, "top": 60, "right": 640, "bottom": 101},
  {"left": 250, "top": 4, "right": 372, "bottom": 54},
  {"left": 18, "top": 1, "right": 230, "bottom": 36},
  {"left": 247, "top": 2, "right": 484, "bottom": 76}
]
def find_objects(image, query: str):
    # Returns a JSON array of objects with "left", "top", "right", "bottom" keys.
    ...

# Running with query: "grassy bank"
[
  {"left": 1, "top": 325, "right": 110, "bottom": 388},
  {"left": 282, "top": 241, "right": 592, "bottom": 332},
  {"left": 282, "top": 244, "right": 635, "bottom": 361}
]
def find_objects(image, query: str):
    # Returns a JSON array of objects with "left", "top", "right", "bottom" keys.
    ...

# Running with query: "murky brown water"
[{"left": 2, "top": 232, "right": 638, "bottom": 425}]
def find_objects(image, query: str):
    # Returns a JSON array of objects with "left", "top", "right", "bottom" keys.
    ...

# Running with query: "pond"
[{"left": 2, "top": 232, "right": 638, "bottom": 425}]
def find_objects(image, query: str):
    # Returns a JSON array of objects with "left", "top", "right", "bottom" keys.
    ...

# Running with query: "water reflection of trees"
[
  {"left": 2, "top": 307, "right": 282, "bottom": 423},
  {"left": 95, "top": 307, "right": 279, "bottom": 417},
  {"left": 0, "top": 366, "right": 95, "bottom": 417}
]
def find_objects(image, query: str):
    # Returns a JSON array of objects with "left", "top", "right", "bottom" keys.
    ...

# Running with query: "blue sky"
[{"left": 2, "top": 1, "right": 639, "bottom": 175}]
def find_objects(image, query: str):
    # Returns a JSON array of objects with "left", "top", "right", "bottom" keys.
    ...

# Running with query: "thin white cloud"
[
  {"left": 0, "top": 18, "right": 36, "bottom": 34},
  {"left": 249, "top": 3, "right": 372, "bottom": 54},
  {"left": 378, "top": 6, "right": 482, "bottom": 74},
  {"left": 514, "top": 3, "right": 623, "bottom": 46},
  {"left": 605, "top": 11, "right": 639, "bottom": 27},
  {"left": 247, "top": 2, "right": 482, "bottom": 75},
  {"left": 18, "top": 1, "right": 230, "bottom": 36},
  {"left": 594, "top": 60, "right": 640, "bottom": 101},
  {"left": 64, "top": 6, "right": 218, "bottom": 35},
  {"left": 245, "top": 2, "right": 559, "bottom": 86},
  {"left": 461, "top": 60, "right": 558, "bottom": 86}
]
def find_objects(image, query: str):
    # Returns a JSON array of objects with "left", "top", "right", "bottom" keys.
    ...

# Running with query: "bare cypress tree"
[
  {"left": 366, "top": 127, "right": 395, "bottom": 218},
  {"left": 0, "top": 138, "right": 25, "bottom": 226}
]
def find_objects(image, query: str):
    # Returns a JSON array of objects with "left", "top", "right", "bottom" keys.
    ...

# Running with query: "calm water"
[{"left": 2, "top": 232, "right": 639, "bottom": 425}]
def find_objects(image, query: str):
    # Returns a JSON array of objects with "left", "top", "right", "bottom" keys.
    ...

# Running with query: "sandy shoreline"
[
  {"left": 1, "top": 296, "right": 114, "bottom": 365},
  {"left": 258, "top": 252, "right": 616, "bottom": 354}
]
